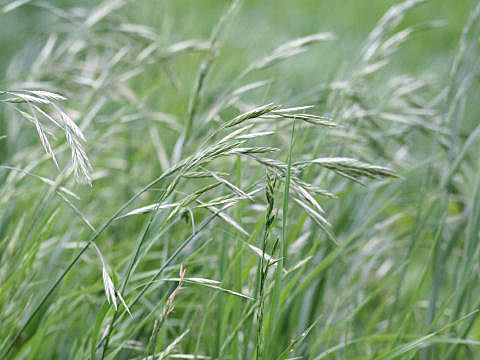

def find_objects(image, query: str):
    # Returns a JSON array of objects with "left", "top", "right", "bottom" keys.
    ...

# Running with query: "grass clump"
[{"left": 1, "top": 0, "right": 480, "bottom": 359}]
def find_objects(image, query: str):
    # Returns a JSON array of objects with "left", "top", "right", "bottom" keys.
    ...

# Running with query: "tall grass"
[{"left": 0, "top": 0, "right": 479, "bottom": 359}]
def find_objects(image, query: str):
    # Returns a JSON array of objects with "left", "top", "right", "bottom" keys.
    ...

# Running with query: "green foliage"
[{"left": 0, "top": 0, "right": 479, "bottom": 359}]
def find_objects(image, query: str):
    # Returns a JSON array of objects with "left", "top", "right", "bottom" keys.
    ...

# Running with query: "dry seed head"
[
  {"left": 250, "top": 32, "right": 335, "bottom": 71},
  {"left": 362, "top": 0, "right": 426, "bottom": 61},
  {"left": 102, "top": 266, "right": 117, "bottom": 310},
  {"left": 1, "top": 90, "right": 92, "bottom": 185},
  {"left": 166, "top": 265, "right": 186, "bottom": 317},
  {"left": 310, "top": 157, "right": 398, "bottom": 179},
  {"left": 225, "top": 103, "right": 279, "bottom": 128}
]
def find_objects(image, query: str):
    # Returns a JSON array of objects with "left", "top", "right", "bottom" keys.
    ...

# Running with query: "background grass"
[{"left": 1, "top": 0, "right": 480, "bottom": 359}]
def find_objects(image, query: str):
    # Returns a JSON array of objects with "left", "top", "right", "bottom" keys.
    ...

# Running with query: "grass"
[{"left": 0, "top": 0, "right": 479, "bottom": 359}]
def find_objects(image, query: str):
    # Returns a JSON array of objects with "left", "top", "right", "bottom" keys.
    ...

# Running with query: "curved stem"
[{"left": 2, "top": 164, "right": 181, "bottom": 357}]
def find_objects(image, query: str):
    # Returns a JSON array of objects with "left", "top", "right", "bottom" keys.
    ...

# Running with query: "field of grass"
[{"left": 1, "top": 0, "right": 480, "bottom": 359}]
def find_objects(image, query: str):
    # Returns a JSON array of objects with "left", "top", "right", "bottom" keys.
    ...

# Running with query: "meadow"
[{"left": 1, "top": 0, "right": 480, "bottom": 359}]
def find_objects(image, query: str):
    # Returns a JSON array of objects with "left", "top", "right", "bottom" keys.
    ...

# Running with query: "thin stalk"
[
  {"left": 264, "top": 121, "right": 296, "bottom": 358},
  {"left": 2, "top": 164, "right": 182, "bottom": 358},
  {"left": 93, "top": 202, "right": 236, "bottom": 354}
]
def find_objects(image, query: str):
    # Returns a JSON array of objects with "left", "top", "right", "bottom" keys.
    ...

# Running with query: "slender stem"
[
  {"left": 2, "top": 164, "right": 181, "bottom": 357},
  {"left": 93, "top": 202, "right": 235, "bottom": 354},
  {"left": 264, "top": 121, "right": 296, "bottom": 358}
]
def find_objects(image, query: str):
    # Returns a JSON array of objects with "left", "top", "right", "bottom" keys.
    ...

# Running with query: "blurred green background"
[{"left": 0, "top": 0, "right": 472, "bottom": 83}]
